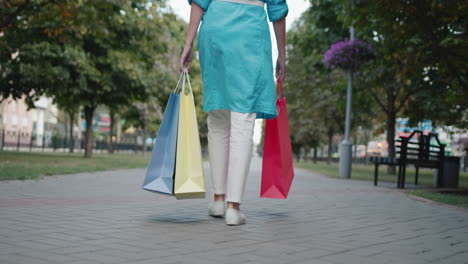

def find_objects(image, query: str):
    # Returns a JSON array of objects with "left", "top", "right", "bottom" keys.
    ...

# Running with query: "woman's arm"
[
  {"left": 180, "top": 3, "right": 204, "bottom": 72},
  {"left": 273, "top": 17, "right": 286, "bottom": 81}
]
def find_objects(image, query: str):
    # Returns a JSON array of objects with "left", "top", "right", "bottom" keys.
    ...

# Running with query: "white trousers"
[{"left": 207, "top": 109, "right": 256, "bottom": 204}]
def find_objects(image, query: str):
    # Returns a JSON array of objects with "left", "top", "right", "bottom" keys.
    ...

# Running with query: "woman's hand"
[
  {"left": 180, "top": 45, "right": 193, "bottom": 72},
  {"left": 181, "top": 3, "right": 204, "bottom": 72},
  {"left": 273, "top": 16, "right": 286, "bottom": 81},
  {"left": 276, "top": 56, "right": 286, "bottom": 81}
]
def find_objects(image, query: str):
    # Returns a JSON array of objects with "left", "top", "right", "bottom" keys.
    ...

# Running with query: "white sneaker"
[
  {"left": 225, "top": 208, "right": 246, "bottom": 226},
  {"left": 208, "top": 200, "right": 225, "bottom": 217}
]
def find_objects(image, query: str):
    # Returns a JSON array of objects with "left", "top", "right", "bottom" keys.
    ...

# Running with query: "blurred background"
[{"left": 0, "top": 1, "right": 467, "bottom": 193}]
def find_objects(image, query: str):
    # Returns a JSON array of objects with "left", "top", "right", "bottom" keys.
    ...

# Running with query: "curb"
[{"left": 403, "top": 192, "right": 468, "bottom": 213}]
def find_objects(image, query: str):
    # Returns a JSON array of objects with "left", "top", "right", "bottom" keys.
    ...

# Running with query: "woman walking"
[{"left": 180, "top": 0, "right": 288, "bottom": 226}]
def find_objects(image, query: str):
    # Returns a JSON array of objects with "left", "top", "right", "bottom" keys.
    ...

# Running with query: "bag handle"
[
  {"left": 276, "top": 77, "right": 284, "bottom": 100},
  {"left": 174, "top": 71, "right": 185, "bottom": 93},
  {"left": 182, "top": 69, "right": 193, "bottom": 94}
]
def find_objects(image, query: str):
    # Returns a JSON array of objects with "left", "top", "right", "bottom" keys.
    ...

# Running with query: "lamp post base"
[{"left": 339, "top": 139, "right": 352, "bottom": 179}]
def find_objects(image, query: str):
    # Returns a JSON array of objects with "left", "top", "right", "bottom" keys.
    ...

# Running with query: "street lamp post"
[{"left": 339, "top": 25, "right": 355, "bottom": 179}]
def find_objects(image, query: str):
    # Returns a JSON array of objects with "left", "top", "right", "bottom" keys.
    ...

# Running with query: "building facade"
[{"left": 0, "top": 95, "right": 59, "bottom": 148}]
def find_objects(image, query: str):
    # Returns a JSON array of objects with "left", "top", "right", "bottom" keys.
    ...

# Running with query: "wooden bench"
[
  {"left": 369, "top": 156, "right": 400, "bottom": 186},
  {"left": 371, "top": 130, "right": 445, "bottom": 188}
]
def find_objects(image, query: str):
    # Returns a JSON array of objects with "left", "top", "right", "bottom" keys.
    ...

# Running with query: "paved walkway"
[{"left": 1, "top": 157, "right": 468, "bottom": 264}]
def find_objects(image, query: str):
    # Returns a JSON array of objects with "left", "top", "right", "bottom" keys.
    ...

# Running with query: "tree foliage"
[
  {"left": 0, "top": 0, "right": 180, "bottom": 157},
  {"left": 287, "top": 0, "right": 467, "bottom": 164},
  {"left": 285, "top": 0, "right": 374, "bottom": 160},
  {"left": 350, "top": 0, "right": 468, "bottom": 129}
]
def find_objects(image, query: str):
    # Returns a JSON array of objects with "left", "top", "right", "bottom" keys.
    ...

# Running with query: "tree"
[
  {"left": 1, "top": 1, "right": 172, "bottom": 158},
  {"left": 286, "top": 0, "right": 374, "bottom": 163},
  {"left": 285, "top": 1, "right": 344, "bottom": 161},
  {"left": 115, "top": 13, "right": 208, "bottom": 153},
  {"left": 345, "top": 0, "right": 468, "bottom": 171},
  {"left": 350, "top": 0, "right": 468, "bottom": 126},
  {"left": 1, "top": 1, "right": 80, "bottom": 105}
]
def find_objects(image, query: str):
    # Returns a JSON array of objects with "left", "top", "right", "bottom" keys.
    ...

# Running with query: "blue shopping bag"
[{"left": 142, "top": 73, "right": 183, "bottom": 195}]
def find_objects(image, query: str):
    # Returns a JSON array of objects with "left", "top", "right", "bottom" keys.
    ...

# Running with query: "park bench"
[{"left": 370, "top": 130, "right": 445, "bottom": 188}]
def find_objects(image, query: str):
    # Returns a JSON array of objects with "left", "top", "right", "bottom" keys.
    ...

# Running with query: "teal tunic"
[{"left": 188, "top": 0, "right": 288, "bottom": 119}]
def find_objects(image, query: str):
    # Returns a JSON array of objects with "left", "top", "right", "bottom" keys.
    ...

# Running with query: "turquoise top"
[
  {"left": 188, "top": 0, "right": 288, "bottom": 119},
  {"left": 189, "top": 0, "right": 288, "bottom": 22}
]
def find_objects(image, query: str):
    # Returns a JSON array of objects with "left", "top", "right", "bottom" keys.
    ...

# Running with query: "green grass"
[
  {"left": 0, "top": 151, "right": 151, "bottom": 181},
  {"left": 294, "top": 160, "right": 468, "bottom": 188},
  {"left": 408, "top": 190, "right": 468, "bottom": 209},
  {"left": 295, "top": 160, "right": 468, "bottom": 209}
]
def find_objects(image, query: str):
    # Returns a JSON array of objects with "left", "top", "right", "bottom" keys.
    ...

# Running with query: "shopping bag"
[
  {"left": 173, "top": 71, "right": 206, "bottom": 199},
  {"left": 260, "top": 78, "right": 295, "bottom": 199},
  {"left": 142, "top": 73, "right": 184, "bottom": 195}
]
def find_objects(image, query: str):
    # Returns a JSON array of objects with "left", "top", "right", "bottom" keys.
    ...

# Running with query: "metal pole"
[
  {"left": 344, "top": 72, "right": 353, "bottom": 140},
  {"left": 339, "top": 24, "right": 356, "bottom": 179}
]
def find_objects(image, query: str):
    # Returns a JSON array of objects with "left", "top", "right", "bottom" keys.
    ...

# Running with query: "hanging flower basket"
[{"left": 323, "top": 39, "right": 375, "bottom": 71}]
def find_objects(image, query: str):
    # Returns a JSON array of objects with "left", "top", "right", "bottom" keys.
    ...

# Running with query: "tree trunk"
[
  {"left": 327, "top": 128, "right": 333, "bottom": 165},
  {"left": 108, "top": 110, "right": 115, "bottom": 154},
  {"left": 116, "top": 115, "right": 121, "bottom": 143},
  {"left": 141, "top": 130, "right": 147, "bottom": 154},
  {"left": 303, "top": 147, "right": 310, "bottom": 161},
  {"left": 386, "top": 93, "right": 397, "bottom": 175},
  {"left": 68, "top": 111, "right": 74, "bottom": 153},
  {"left": 313, "top": 147, "right": 318, "bottom": 164},
  {"left": 142, "top": 107, "right": 149, "bottom": 154},
  {"left": 365, "top": 143, "right": 369, "bottom": 165},
  {"left": 84, "top": 105, "right": 95, "bottom": 158},
  {"left": 364, "top": 130, "right": 370, "bottom": 165},
  {"left": 353, "top": 133, "right": 358, "bottom": 158}
]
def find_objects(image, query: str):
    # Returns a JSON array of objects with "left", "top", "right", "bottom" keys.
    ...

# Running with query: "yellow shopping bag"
[{"left": 174, "top": 70, "right": 206, "bottom": 199}]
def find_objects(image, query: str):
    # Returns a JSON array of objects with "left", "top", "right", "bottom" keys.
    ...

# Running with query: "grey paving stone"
[
  {"left": 0, "top": 253, "right": 52, "bottom": 264},
  {"left": 1, "top": 156, "right": 467, "bottom": 264},
  {"left": 19, "top": 249, "right": 83, "bottom": 263}
]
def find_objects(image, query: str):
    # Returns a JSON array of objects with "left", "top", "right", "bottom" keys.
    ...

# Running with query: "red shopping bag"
[{"left": 260, "top": 79, "right": 295, "bottom": 199}]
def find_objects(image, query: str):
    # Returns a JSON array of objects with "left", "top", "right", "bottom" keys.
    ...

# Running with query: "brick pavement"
[{"left": 1, "top": 156, "right": 468, "bottom": 264}]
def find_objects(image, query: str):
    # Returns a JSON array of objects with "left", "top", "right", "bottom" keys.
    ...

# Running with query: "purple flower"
[{"left": 323, "top": 39, "right": 375, "bottom": 71}]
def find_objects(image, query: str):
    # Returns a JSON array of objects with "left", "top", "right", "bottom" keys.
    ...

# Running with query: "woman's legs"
[
  {"left": 226, "top": 111, "right": 256, "bottom": 208},
  {"left": 207, "top": 109, "right": 256, "bottom": 212},
  {"left": 207, "top": 109, "right": 230, "bottom": 201}
]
